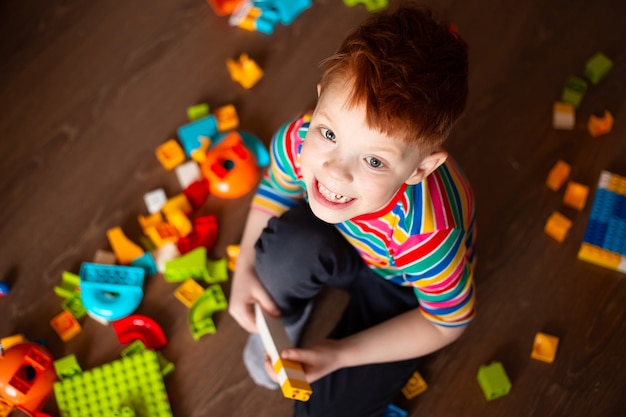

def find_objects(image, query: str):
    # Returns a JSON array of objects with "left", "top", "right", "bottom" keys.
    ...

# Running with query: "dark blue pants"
[{"left": 255, "top": 202, "right": 421, "bottom": 417}]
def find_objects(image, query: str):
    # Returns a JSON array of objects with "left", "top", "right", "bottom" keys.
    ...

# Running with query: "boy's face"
[{"left": 300, "top": 80, "right": 447, "bottom": 224}]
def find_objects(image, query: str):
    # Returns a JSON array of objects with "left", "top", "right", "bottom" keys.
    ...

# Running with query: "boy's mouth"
[{"left": 317, "top": 181, "right": 353, "bottom": 204}]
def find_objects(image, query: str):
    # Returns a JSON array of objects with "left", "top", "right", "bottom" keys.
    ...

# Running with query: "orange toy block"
[
  {"left": 546, "top": 160, "right": 571, "bottom": 191},
  {"left": 544, "top": 211, "right": 572, "bottom": 242},
  {"left": 106, "top": 226, "right": 145, "bottom": 264},
  {"left": 214, "top": 104, "right": 239, "bottom": 132},
  {"left": 563, "top": 181, "right": 589, "bottom": 211},
  {"left": 166, "top": 209, "right": 193, "bottom": 238},
  {"left": 402, "top": 371, "right": 428, "bottom": 399},
  {"left": 587, "top": 110, "right": 614, "bottom": 137},
  {"left": 531, "top": 332, "right": 559, "bottom": 363},
  {"left": 156, "top": 139, "right": 186, "bottom": 170},
  {"left": 138, "top": 212, "right": 164, "bottom": 234},
  {"left": 226, "top": 244, "right": 240, "bottom": 271},
  {"left": 174, "top": 279, "right": 205, "bottom": 308},
  {"left": 50, "top": 310, "right": 82, "bottom": 342},
  {"left": 145, "top": 223, "right": 179, "bottom": 248},
  {"left": 226, "top": 54, "right": 263, "bottom": 89},
  {"left": 207, "top": 0, "right": 243, "bottom": 16}
]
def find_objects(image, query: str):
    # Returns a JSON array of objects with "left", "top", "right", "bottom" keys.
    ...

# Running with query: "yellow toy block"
[
  {"left": 161, "top": 193, "right": 193, "bottom": 216},
  {"left": 552, "top": 101, "right": 575, "bottom": 130},
  {"left": 174, "top": 279, "right": 205, "bottom": 308},
  {"left": 563, "top": 181, "right": 589, "bottom": 211},
  {"left": 226, "top": 54, "right": 263, "bottom": 89},
  {"left": 138, "top": 212, "right": 164, "bottom": 234},
  {"left": 578, "top": 243, "right": 623, "bottom": 271},
  {"left": 546, "top": 160, "right": 571, "bottom": 191},
  {"left": 214, "top": 104, "right": 239, "bottom": 132},
  {"left": 145, "top": 223, "right": 179, "bottom": 248},
  {"left": 166, "top": 209, "right": 193, "bottom": 238},
  {"left": 402, "top": 371, "right": 428, "bottom": 399},
  {"left": 0, "top": 397, "right": 13, "bottom": 417},
  {"left": 226, "top": 244, "right": 240, "bottom": 271},
  {"left": 587, "top": 110, "right": 614, "bottom": 137},
  {"left": 531, "top": 332, "right": 559, "bottom": 363},
  {"left": 0, "top": 334, "right": 25, "bottom": 354},
  {"left": 544, "top": 211, "right": 572, "bottom": 242},
  {"left": 50, "top": 310, "right": 82, "bottom": 342},
  {"left": 106, "top": 226, "right": 145, "bottom": 264},
  {"left": 156, "top": 139, "right": 186, "bottom": 170},
  {"left": 191, "top": 137, "right": 211, "bottom": 163}
]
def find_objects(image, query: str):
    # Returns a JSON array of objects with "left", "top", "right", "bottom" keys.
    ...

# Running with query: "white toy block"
[
  {"left": 175, "top": 160, "right": 202, "bottom": 189},
  {"left": 144, "top": 188, "right": 168, "bottom": 214}
]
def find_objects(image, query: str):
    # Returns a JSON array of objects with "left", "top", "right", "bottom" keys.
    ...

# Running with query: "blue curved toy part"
[
  {"left": 213, "top": 131, "right": 270, "bottom": 168},
  {"left": 177, "top": 114, "right": 218, "bottom": 157},
  {"left": 79, "top": 263, "right": 145, "bottom": 321}
]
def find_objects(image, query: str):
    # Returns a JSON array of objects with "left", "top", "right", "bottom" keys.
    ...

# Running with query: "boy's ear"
[
  {"left": 405, "top": 151, "right": 448, "bottom": 185},
  {"left": 317, "top": 83, "right": 322, "bottom": 97}
]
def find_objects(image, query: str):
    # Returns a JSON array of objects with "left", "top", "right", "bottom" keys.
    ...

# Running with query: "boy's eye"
[
  {"left": 365, "top": 156, "right": 384, "bottom": 169},
  {"left": 320, "top": 128, "right": 336, "bottom": 141}
]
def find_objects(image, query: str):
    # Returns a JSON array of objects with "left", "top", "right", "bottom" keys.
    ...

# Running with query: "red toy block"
[
  {"left": 176, "top": 214, "right": 219, "bottom": 254},
  {"left": 207, "top": 0, "right": 243, "bottom": 16},
  {"left": 112, "top": 314, "right": 167, "bottom": 350},
  {"left": 183, "top": 179, "right": 210, "bottom": 210}
]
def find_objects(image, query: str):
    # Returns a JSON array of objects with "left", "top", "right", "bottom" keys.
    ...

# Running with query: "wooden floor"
[{"left": 2, "top": 0, "right": 626, "bottom": 416}]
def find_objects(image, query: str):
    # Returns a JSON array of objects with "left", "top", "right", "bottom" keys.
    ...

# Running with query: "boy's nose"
[{"left": 322, "top": 156, "right": 353, "bottom": 183}]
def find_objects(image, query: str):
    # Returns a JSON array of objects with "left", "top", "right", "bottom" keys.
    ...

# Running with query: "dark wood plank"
[{"left": 1, "top": 0, "right": 626, "bottom": 416}]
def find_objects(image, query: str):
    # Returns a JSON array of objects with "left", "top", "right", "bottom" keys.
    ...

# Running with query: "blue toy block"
[
  {"left": 131, "top": 252, "right": 158, "bottom": 276},
  {"left": 383, "top": 404, "right": 408, "bottom": 417},
  {"left": 177, "top": 114, "right": 219, "bottom": 157},
  {"left": 79, "top": 263, "right": 145, "bottom": 321},
  {"left": 255, "top": 0, "right": 312, "bottom": 25},
  {"left": 0, "top": 281, "right": 9, "bottom": 296}
]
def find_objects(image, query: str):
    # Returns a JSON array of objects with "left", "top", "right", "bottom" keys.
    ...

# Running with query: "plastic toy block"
[
  {"left": 0, "top": 282, "right": 9, "bottom": 296},
  {"left": 383, "top": 404, "right": 408, "bottom": 417},
  {"left": 477, "top": 361, "right": 511, "bottom": 401},
  {"left": 189, "top": 284, "right": 228, "bottom": 339},
  {"left": 152, "top": 242, "right": 181, "bottom": 274},
  {"left": 161, "top": 193, "right": 193, "bottom": 216},
  {"left": 50, "top": 310, "right": 82, "bottom": 342},
  {"left": 112, "top": 314, "right": 167, "bottom": 350},
  {"left": 62, "top": 294, "right": 87, "bottom": 320},
  {"left": 255, "top": 303, "right": 312, "bottom": 402},
  {"left": 177, "top": 114, "right": 218, "bottom": 157},
  {"left": 402, "top": 370, "right": 428, "bottom": 399},
  {"left": 560, "top": 76, "right": 587, "bottom": 108},
  {"left": 164, "top": 247, "right": 209, "bottom": 282},
  {"left": 107, "top": 227, "right": 145, "bottom": 265},
  {"left": 212, "top": 130, "right": 270, "bottom": 167},
  {"left": 226, "top": 244, "right": 240, "bottom": 271},
  {"left": 34, "top": 413, "right": 54, "bottom": 417},
  {"left": 155, "top": 139, "right": 185, "bottom": 171},
  {"left": 121, "top": 342, "right": 175, "bottom": 377},
  {"left": 206, "top": 257, "right": 229, "bottom": 283},
  {"left": 268, "top": 0, "right": 312, "bottom": 25},
  {"left": 176, "top": 214, "right": 219, "bottom": 255},
  {"left": 578, "top": 171, "right": 626, "bottom": 273},
  {"left": 0, "top": 398, "right": 13, "bottom": 417},
  {"left": 121, "top": 339, "right": 147, "bottom": 358},
  {"left": 187, "top": 103, "right": 209, "bottom": 121},
  {"left": 190, "top": 137, "right": 211, "bottom": 163},
  {"left": 79, "top": 263, "right": 145, "bottom": 321},
  {"left": 544, "top": 211, "right": 573, "bottom": 242},
  {"left": 563, "top": 181, "right": 590, "bottom": 211},
  {"left": 165, "top": 209, "right": 192, "bottom": 238},
  {"left": 131, "top": 252, "right": 158, "bottom": 276},
  {"left": 587, "top": 110, "right": 614, "bottom": 137},
  {"left": 229, "top": 3, "right": 279, "bottom": 34},
  {"left": 552, "top": 101, "right": 575, "bottom": 130},
  {"left": 182, "top": 179, "right": 210, "bottom": 210},
  {"left": 207, "top": 0, "right": 243, "bottom": 15},
  {"left": 174, "top": 160, "right": 202, "bottom": 190},
  {"left": 54, "top": 271, "right": 81, "bottom": 299},
  {"left": 109, "top": 406, "right": 136, "bottom": 417},
  {"left": 0, "top": 334, "right": 25, "bottom": 354},
  {"left": 226, "top": 54, "right": 264, "bottom": 89},
  {"left": 94, "top": 249, "right": 117, "bottom": 265},
  {"left": 214, "top": 104, "right": 239, "bottom": 132},
  {"left": 546, "top": 160, "right": 571, "bottom": 191},
  {"left": 143, "top": 188, "right": 168, "bottom": 214},
  {"left": 584, "top": 52, "right": 613, "bottom": 85},
  {"left": 145, "top": 223, "right": 179, "bottom": 248},
  {"left": 53, "top": 349, "right": 173, "bottom": 417},
  {"left": 53, "top": 354, "right": 82, "bottom": 380},
  {"left": 174, "top": 279, "right": 205, "bottom": 308},
  {"left": 343, "top": 0, "right": 388, "bottom": 12},
  {"left": 0, "top": 342, "right": 57, "bottom": 416},
  {"left": 531, "top": 332, "right": 559, "bottom": 363}
]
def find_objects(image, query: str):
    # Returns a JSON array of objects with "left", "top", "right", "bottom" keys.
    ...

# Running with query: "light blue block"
[{"left": 177, "top": 114, "right": 218, "bottom": 156}]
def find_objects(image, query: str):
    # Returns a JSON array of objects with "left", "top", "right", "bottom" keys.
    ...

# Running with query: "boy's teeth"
[{"left": 318, "top": 182, "right": 352, "bottom": 203}]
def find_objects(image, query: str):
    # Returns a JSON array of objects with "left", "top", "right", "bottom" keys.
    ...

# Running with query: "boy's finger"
[{"left": 255, "top": 292, "right": 281, "bottom": 317}]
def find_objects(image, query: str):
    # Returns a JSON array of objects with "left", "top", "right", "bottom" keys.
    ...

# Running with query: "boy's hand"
[
  {"left": 228, "top": 266, "right": 280, "bottom": 333},
  {"left": 280, "top": 339, "right": 344, "bottom": 383}
]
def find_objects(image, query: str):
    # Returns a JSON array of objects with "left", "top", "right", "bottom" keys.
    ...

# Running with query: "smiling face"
[{"left": 300, "top": 79, "right": 448, "bottom": 224}]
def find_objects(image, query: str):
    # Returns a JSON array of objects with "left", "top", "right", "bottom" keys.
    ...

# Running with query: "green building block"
[
  {"left": 343, "top": 0, "right": 388, "bottom": 12},
  {"left": 187, "top": 103, "right": 210, "bottom": 121},
  {"left": 54, "top": 354, "right": 83, "bottom": 380},
  {"left": 62, "top": 294, "right": 87, "bottom": 319},
  {"left": 54, "top": 271, "right": 81, "bottom": 299},
  {"left": 53, "top": 350, "right": 173, "bottom": 417},
  {"left": 206, "top": 257, "right": 229, "bottom": 284},
  {"left": 560, "top": 76, "right": 588, "bottom": 108},
  {"left": 477, "top": 361, "right": 511, "bottom": 400},
  {"left": 121, "top": 340, "right": 175, "bottom": 377},
  {"left": 584, "top": 52, "right": 613, "bottom": 85},
  {"left": 109, "top": 406, "right": 136, "bottom": 417},
  {"left": 189, "top": 284, "right": 228, "bottom": 340},
  {"left": 164, "top": 247, "right": 209, "bottom": 282}
]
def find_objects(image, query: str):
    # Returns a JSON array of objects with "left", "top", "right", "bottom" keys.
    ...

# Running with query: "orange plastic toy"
[
  {"left": 201, "top": 131, "right": 260, "bottom": 199},
  {"left": 0, "top": 342, "right": 57, "bottom": 416}
]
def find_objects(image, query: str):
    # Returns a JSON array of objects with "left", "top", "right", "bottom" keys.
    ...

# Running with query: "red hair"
[{"left": 319, "top": 3, "right": 468, "bottom": 150}]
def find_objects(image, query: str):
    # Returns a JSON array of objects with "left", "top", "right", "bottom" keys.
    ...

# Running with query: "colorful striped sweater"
[{"left": 252, "top": 113, "right": 476, "bottom": 327}]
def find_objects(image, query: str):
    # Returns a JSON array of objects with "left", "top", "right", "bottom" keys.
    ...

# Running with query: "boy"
[{"left": 229, "top": 3, "right": 476, "bottom": 416}]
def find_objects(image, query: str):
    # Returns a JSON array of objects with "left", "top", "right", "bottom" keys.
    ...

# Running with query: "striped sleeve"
[{"left": 251, "top": 117, "right": 307, "bottom": 217}]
